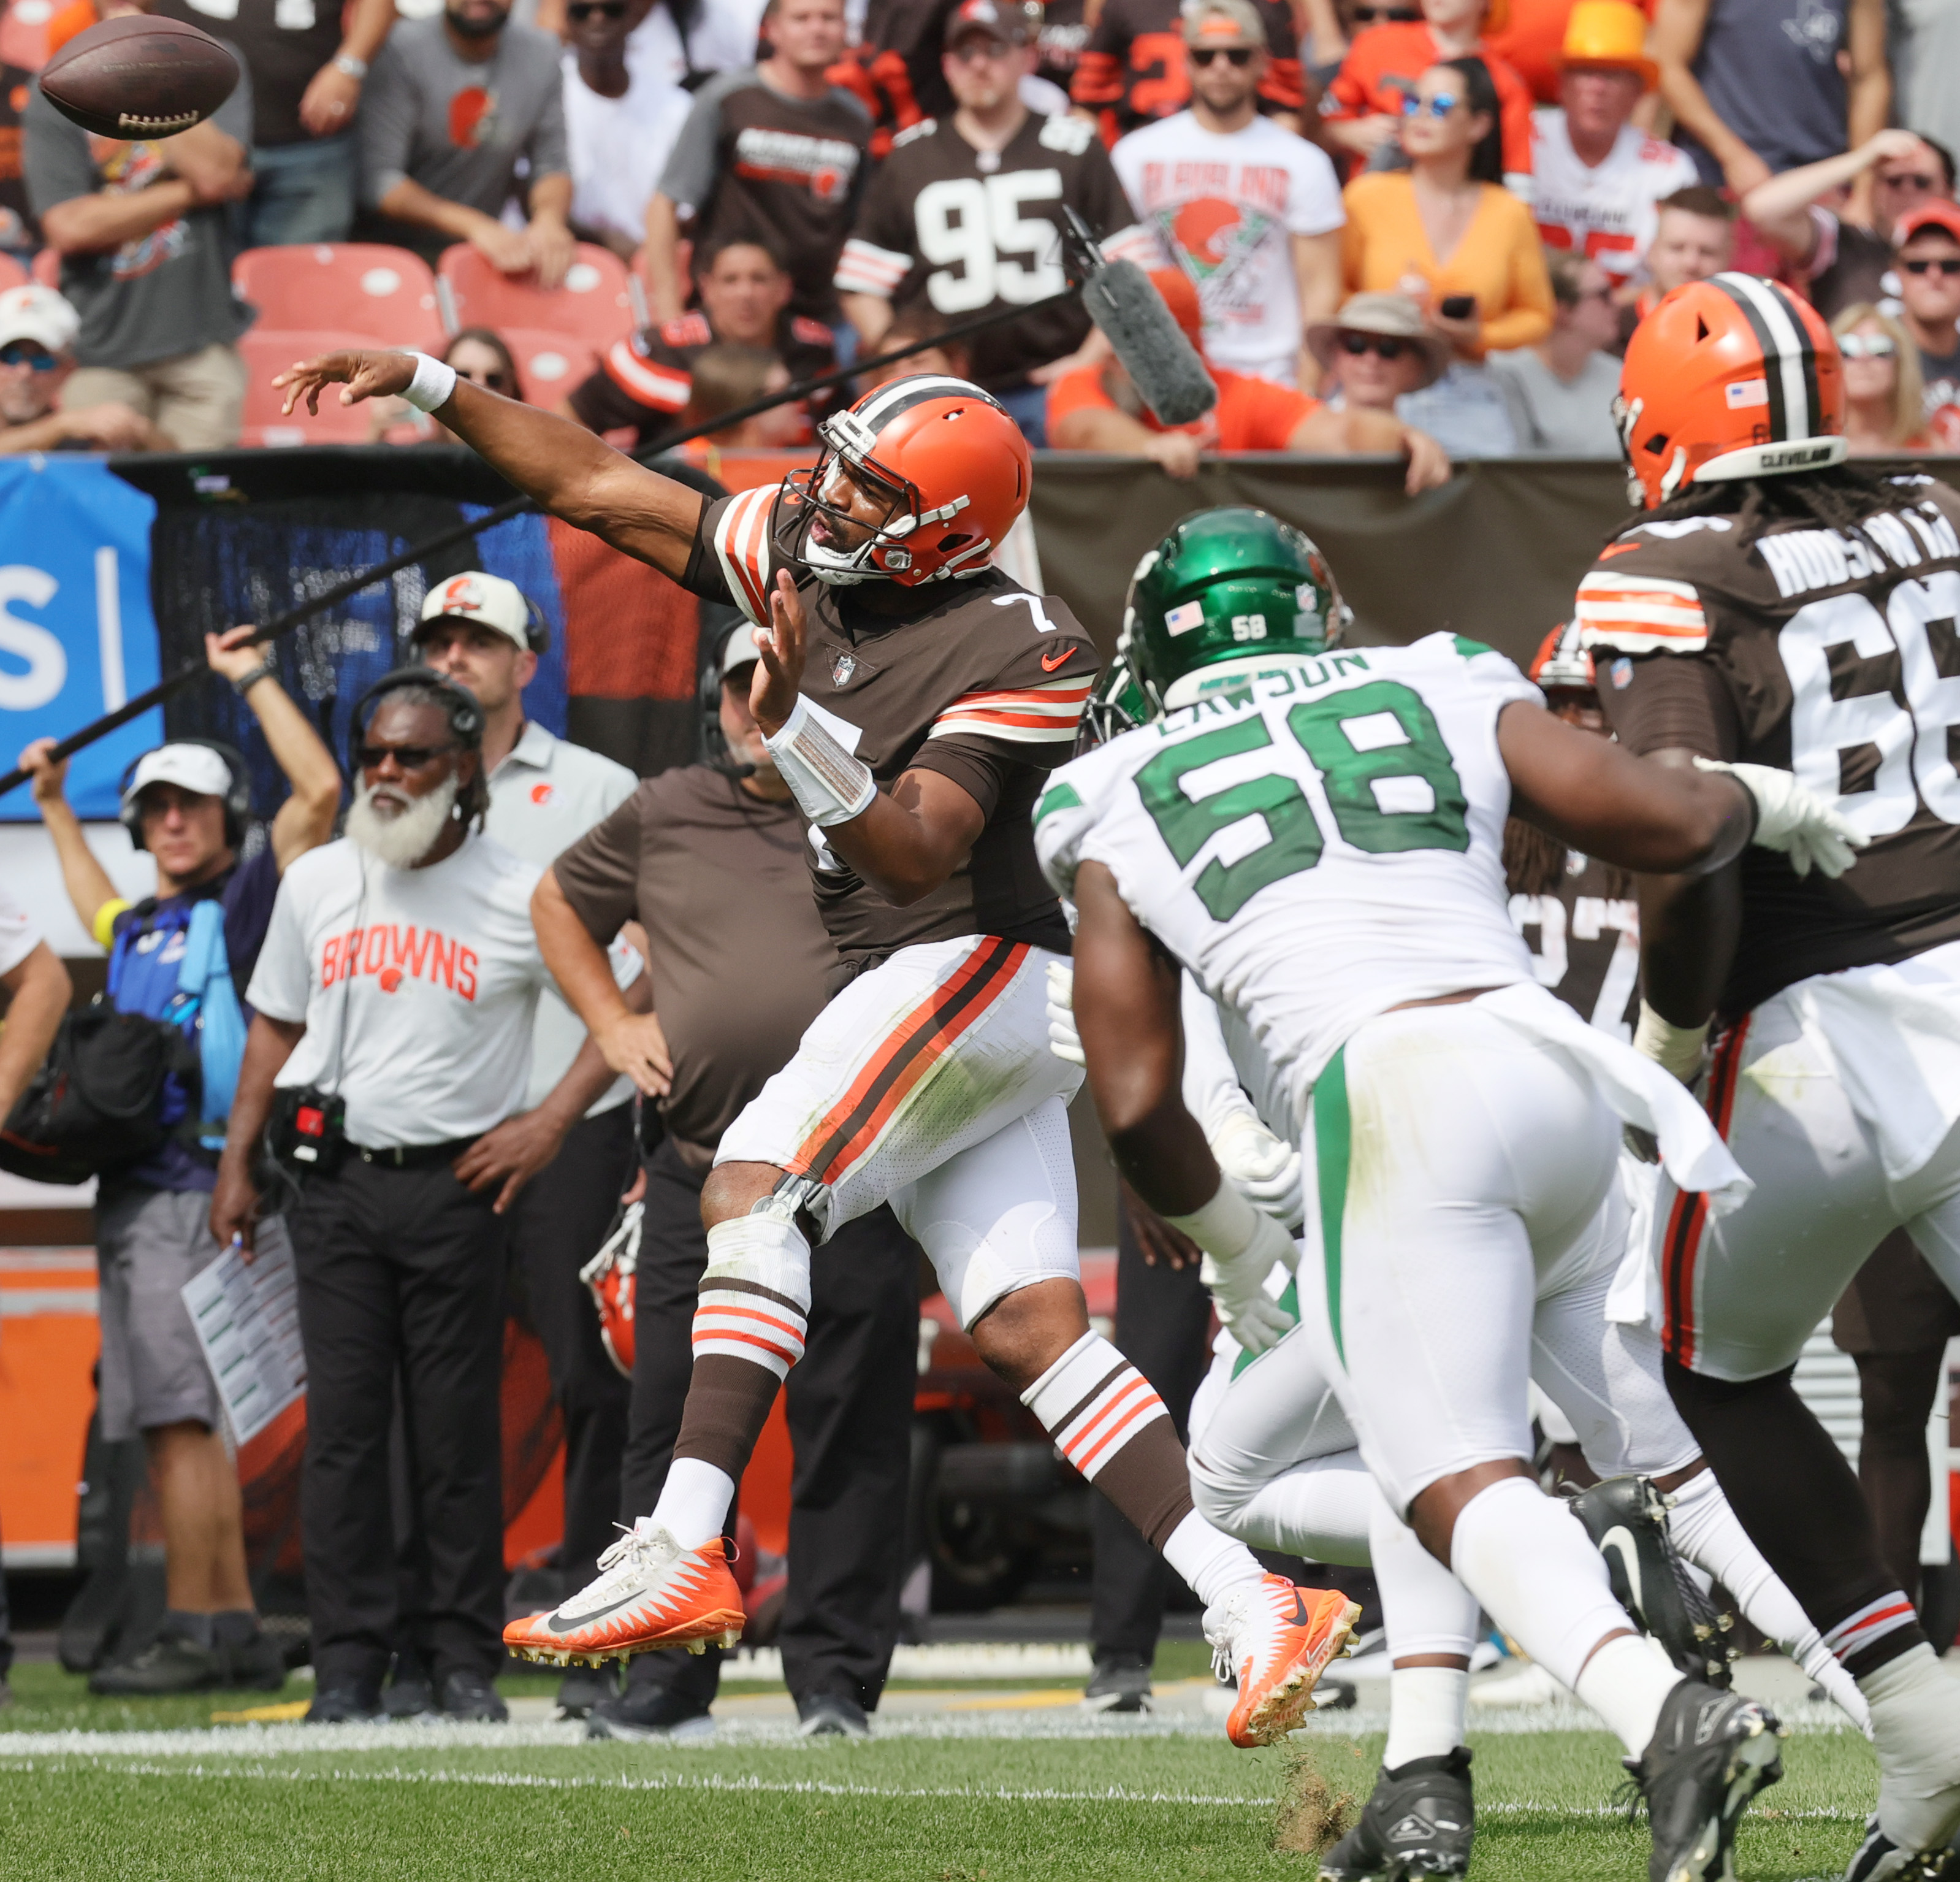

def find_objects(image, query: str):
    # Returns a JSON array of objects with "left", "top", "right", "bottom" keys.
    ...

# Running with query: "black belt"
[{"left": 351, "top": 1136, "right": 475, "bottom": 1170}]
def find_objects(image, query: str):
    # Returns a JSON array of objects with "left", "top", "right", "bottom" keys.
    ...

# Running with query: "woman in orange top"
[{"left": 1340, "top": 55, "right": 1553, "bottom": 452}]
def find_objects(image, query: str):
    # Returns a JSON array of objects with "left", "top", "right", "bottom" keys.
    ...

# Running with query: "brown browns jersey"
[
  {"left": 833, "top": 111, "right": 1153, "bottom": 391},
  {"left": 1509, "top": 849, "right": 1641, "bottom": 1038},
  {"left": 1070, "top": 0, "right": 1303, "bottom": 145},
  {"left": 567, "top": 308, "right": 838, "bottom": 445},
  {"left": 679, "top": 481, "right": 1100, "bottom": 968},
  {"left": 1578, "top": 474, "right": 1960, "bottom": 1017},
  {"left": 662, "top": 71, "right": 872, "bottom": 322}
]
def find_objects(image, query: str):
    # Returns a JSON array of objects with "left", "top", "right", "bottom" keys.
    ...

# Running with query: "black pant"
[
  {"left": 506, "top": 1105, "right": 636, "bottom": 1589},
  {"left": 1091, "top": 1200, "right": 1213, "bottom": 1665},
  {"left": 289, "top": 1155, "right": 508, "bottom": 1690},
  {"left": 620, "top": 1137, "right": 918, "bottom": 1710}
]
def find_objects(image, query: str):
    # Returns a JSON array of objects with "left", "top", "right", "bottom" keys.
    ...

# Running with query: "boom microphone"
[{"left": 1061, "top": 209, "right": 1218, "bottom": 428}]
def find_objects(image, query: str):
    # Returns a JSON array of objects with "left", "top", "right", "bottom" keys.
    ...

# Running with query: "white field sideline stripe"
[{"left": 0, "top": 1758, "right": 1875, "bottom": 1823}]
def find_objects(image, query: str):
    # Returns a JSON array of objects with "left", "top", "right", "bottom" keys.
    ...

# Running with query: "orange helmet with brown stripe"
[
  {"left": 783, "top": 373, "right": 1034, "bottom": 585},
  {"left": 1528, "top": 621, "right": 1594, "bottom": 698},
  {"left": 1617, "top": 272, "right": 1847, "bottom": 508}
]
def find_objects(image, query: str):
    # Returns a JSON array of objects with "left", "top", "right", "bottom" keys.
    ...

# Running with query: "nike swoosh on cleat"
[
  {"left": 1601, "top": 1526, "right": 1642, "bottom": 1618},
  {"left": 1286, "top": 1591, "right": 1313, "bottom": 1628},
  {"left": 543, "top": 1592, "right": 650, "bottom": 1635}
]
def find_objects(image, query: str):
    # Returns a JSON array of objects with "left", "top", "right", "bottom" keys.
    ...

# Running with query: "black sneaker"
[
  {"left": 89, "top": 1634, "right": 226, "bottom": 1696},
  {"left": 1318, "top": 1747, "right": 1474, "bottom": 1880},
  {"left": 1633, "top": 1680, "right": 1783, "bottom": 1882},
  {"left": 306, "top": 1683, "right": 383, "bottom": 1723},
  {"left": 220, "top": 1632, "right": 288, "bottom": 1693},
  {"left": 797, "top": 1691, "right": 870, "bottom": 1739},
  {"left": 1569, "top": 1477, "right": 1736, "bottom": 1686},
  {"left": 1083, "top": 1656, "right": 1153, "bottom": 1714},
  {"left": 586, "top": 1683, "right": 715, "bottom": 1743},
  {"left": 438, "top": 1668, "right": 509, "bottom": 1723},
  {"left": 383, "top": 1669, "right": 437, "bottom": 1719},
  {"left": 554, "top": 1664, "right": 617, "bottom": 1720}
]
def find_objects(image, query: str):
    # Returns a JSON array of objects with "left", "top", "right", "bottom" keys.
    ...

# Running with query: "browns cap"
[
  {"left": 944, "top": 0, "right": 1036, "bottom": 47},
  {"left": 1895, "top": 199, "right": 1960, "bottom": 248},
  {"left": 1181, "top": 0, "right": 1265, "bottom": 47}
]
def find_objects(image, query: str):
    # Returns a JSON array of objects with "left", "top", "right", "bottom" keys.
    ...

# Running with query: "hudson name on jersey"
[
  {"left": 680, "top": 482, "right": 1101, "bottom": 970},
  {"left": 1577, "top": 475, "right": 1960, "bottom": 1015},
  {"left": 1034, "top": 633, "right": 1540, "bottom": 1138}
]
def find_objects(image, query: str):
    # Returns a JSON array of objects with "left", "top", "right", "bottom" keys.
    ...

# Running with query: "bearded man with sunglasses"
[{"left": 274, "top": 335, "right": 1370, "bottom": 1748}]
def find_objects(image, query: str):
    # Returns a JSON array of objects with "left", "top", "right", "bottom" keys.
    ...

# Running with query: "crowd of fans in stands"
[{"left": 0, "top": 0, "right": 1951, "bottom": 467}]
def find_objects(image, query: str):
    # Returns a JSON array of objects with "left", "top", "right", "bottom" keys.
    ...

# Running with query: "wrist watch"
[{"left": 332, "top": 53, "right": 368, "bottom": 78}]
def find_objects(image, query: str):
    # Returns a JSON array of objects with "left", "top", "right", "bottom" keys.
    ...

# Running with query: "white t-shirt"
[
  {"left": 563, "top": 57, "right": 693, "bottom": 247},
  {"left": 1528, "top": 110, "right": 1699, "bottom": 288},
  {"left": 1110, "top": 111, "right": 1343, "bottom": 386},
  {"left": 1034, "top": 636, "right": 1539, "bottom": 1141},
  {"left": 246, "top": 833, "right": 548, "bottom": 1149},
  {"left": 626, "top": 0, "right": 761, "bottom": 90},
  {"left": 0, "top": 884, "right": 41, "bottom": 977},
  {"left": 485, "top": 721, "right": 641, "bottom": 1113}
]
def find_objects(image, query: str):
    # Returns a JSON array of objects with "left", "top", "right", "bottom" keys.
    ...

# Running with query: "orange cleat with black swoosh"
[
  {"left": 503, "top": 1524, "right": 747, "bottom": 1667},
  {"left": 1205, "top": 1575, "right": 1363, "bottom": 1748}
]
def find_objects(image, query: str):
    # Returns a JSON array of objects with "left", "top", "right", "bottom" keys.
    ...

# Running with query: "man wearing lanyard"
[
  {"left": 412, "top": 570, "right": 646, "bottom": 1719},
  {"left": 212, "top": 668, "right": 619, "bottom": 1724},
  {"left": 531, "top": 627, "right": 920, "bottom": 1740}
]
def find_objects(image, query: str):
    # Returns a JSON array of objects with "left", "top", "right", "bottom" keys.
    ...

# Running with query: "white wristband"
[
  {"left": 400, "top": 351, "right": 458, "bottom": 414},
  {"left": 1165, "top": 1179, "right": 1262, "bottom": 1261},
  {"left": 1633, "top": 1000, "right": 1710, "bottom": 1085},
  {"left": 764, "top": 694, "right": 877, "bottom": 828}
]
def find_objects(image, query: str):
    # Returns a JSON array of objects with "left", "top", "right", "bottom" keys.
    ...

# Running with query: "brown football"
[{"left": 40, "top": 13, "right": 240, "bottom": 141}]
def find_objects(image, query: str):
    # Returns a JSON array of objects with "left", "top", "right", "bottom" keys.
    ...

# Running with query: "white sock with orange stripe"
[{"left": 1023, "top": 1332, "right": 1262, "bottom": 1607}]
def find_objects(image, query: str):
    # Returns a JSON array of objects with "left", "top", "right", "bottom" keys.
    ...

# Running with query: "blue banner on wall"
[{"left": 0, "top": 457, "right": 162, "bottom": 821}]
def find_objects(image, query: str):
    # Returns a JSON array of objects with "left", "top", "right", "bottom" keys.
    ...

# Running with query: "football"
[{"left": 39, "top": 13, "right": 240, "bottom": 141}]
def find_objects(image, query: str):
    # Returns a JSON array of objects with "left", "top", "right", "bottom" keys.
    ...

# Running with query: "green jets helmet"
[{"left": 1082, "top": 507, "right": 1352, "bottom": 746}]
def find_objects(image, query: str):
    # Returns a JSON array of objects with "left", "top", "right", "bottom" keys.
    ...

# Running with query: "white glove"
[
  {"left": 1046, "top": 958, "right": 1084, "bottom": 1066},
  {"left": 1697, "top": 757, "right": 1867, "bottom": 879},
  {"left": 1210, "top": 1109, "right": 1303, "bottom": 1229},
  {"left": 1168, "top": 1182, "right": 1299, "bottom": 1356}
]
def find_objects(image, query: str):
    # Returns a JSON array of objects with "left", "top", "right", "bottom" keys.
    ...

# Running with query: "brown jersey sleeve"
[
  {"left": 552, "top": 786, "right": 652, "bottom": 941},
  {"left": 1598, "top": 652, "right": 1743, "bottom": 760},
  {"left": 679, "top": 488, "right": 787, "bottom": 622}
]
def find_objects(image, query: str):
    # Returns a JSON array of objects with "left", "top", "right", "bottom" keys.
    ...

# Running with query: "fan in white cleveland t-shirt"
[
  {"left": 1530, "top": 109, "right": 1699, "bottom": 288},
  {"left": 1111, "top": 110, "right": 1343, "bottom": 386}
]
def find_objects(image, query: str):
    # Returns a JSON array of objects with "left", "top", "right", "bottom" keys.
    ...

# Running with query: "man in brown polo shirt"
[{"left": 533, "top": 625, "right": 920, "bottom": 1741}]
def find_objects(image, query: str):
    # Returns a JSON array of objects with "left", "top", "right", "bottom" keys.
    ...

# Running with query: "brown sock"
[{"left": 672, "top": 1353, "right": 783, "bottom": 1482}]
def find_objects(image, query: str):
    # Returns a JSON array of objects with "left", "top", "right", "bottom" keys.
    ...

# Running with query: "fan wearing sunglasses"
[
  {"left": 1831, "top": 302, "right": 1932, "bottom": 458},
  {"left": 1893, "top": 201, "right": 1960, "bottom": 453},
  {"left": 1740, "top": 126, "right": 1956, "bottom": 322},
  {"left": 0, "top": 283, "right": 167, "bottom": 455}
]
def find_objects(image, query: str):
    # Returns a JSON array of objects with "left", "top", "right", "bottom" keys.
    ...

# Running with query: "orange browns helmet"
[
  {"left": 1528, "top": 620, "right": 1594, "bottom": 694},
  {"left": 784, "top": 373, "right": 1034, "bottom": 586},
  {"left": 1617, "top": 272, "right": 1847, "bottom": 509}
]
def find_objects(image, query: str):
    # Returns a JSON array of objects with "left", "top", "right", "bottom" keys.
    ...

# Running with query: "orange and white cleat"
[
  {"left": 503, "top": 1524, "right": 747, "bottom": 1668},
  {"left": 1205, "top": 1575, "right": 1363, "bottom": 1748}
]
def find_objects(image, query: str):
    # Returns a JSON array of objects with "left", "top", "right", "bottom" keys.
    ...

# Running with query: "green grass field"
[{"left": 0, "top": 1659, "right": 1880, "bottom": 1882}]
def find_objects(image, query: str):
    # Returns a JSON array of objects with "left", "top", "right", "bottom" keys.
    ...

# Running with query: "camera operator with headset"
[
  {"left": 15, "top": 627, "right": 340, "bottom": 1698},
  {"left": 409, "top": 570, "right": 646, "bottom": 1721},
  {"left": 210, "top": 667, "right": 619, "bottom": 1725},
  {"left": 528, "top": 624, "right": 920, "bottom": 1742}
]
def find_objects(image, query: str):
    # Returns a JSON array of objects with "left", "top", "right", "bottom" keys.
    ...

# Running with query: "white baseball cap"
[
  {"left": 123, "top": 742, "right": 234, "bottom": 811},
  {"left": 0, "top": 284, "right": 79, "bottom": 355},
  {"left": 414, "top": 570, "right": 534, "bottom": 650},
  {"left": 720, "top": 625, "right": 764, "bottom": 679}
]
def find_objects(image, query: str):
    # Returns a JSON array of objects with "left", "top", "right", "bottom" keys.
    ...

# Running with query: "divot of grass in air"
[{"left": 1272, "top": 1745, "right": 1357, "bottom": 1859}]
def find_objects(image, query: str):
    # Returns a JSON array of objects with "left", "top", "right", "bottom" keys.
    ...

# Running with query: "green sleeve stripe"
[
  {"left": 1452, "top": 635, "right": 1495, "bottom": 660},
  {"left": 1034, "top": 782, "right": 1084, "bottom": 826},
  {"left": 1313, "top": 1046, "right": 1351, "bottom": 1369}
]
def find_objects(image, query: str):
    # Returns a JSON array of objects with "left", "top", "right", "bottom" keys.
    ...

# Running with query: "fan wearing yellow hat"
[{"left": 1528, "top": 1, "right": 1697, "bottom": 293}]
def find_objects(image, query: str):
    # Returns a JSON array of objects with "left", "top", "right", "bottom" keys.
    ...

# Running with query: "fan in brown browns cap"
[{"left": 39, "top": 13, "right": 239, "bottom": 140}]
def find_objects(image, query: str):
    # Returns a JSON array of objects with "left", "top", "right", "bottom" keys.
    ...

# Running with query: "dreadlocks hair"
[
  {"left": 1614, "top": 461, "right": 1910, "bottom": 550},
  {"left": 1503, "top": 816, "right": 1633, "bottom": 901}
]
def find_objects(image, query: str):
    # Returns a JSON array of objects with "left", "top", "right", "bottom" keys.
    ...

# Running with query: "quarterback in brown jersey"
[
  {"left": 272, "top": 350, "right": 1363, "bottom": 1746},
  {"left": 1577, "top": 271, "right": 1960, "bottom": 1880}
]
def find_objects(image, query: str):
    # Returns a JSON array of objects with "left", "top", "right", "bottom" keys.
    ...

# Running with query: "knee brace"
[{"left": 695, "top": 1196, "right": 813, "bottom": 1383}]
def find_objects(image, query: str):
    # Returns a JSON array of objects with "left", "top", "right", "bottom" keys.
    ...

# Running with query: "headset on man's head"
[
  {"left": 348, "top": 665, "right": 485, "bottom": 777},
  {"left": 699, "top": 621, "right": 759, "bottom": 778},
  {"left": 118, "top": 738, "right": 253, "bottom": 853}
]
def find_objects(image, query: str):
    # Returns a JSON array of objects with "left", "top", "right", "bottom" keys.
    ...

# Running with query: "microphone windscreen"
[{"left": 1081, "top": 260, "right": 1218, "bottom": 427}]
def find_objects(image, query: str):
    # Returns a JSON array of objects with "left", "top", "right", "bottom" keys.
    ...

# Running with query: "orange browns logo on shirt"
[
  {"left": 323, "top": 922, "right": 480, "bottom": 1002},
  {"left": 530, "top": 781, "right": 554, "bottom": 805},
  {"left": 449, "top": 86, "right": 497, "bottom": 150}
]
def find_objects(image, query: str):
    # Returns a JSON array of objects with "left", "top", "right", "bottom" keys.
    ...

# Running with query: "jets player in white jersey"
[
  {"left": 1048, "top": 510, "right": 1870, "bottom": 1876},
  {"left": 1036, "top": 506, "right": 1866, "bottom": 1882}
]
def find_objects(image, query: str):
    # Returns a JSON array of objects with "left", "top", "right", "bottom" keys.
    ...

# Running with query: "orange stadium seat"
[
  {"left": 237, "top": 329, "right": 381, "bottom": 446},
  {"left": 0, "top": 251, "right": 28, "bottom": 291},
  {"left": 437, "top": 241, "right": 641, "bottom": 351},
  {"left": 499, "top": 326, "right": 597, "bottom": 408},
  {"left": 232, "top": 243, "right": 442, "bottom": 350}
]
